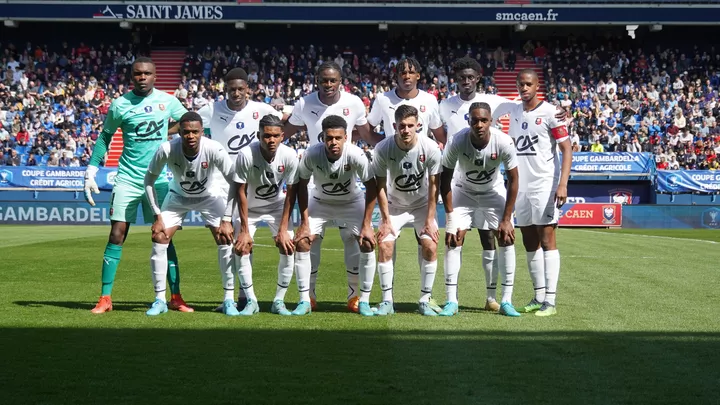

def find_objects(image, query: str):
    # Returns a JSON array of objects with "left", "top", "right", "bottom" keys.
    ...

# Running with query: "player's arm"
[
  {"left": 374, "top": 174, "right": 393, "bottom": 242},
  {"left": 277, "top": 155, "right": 300, "bottom": 253},
  {"left": 168, "top": 96, "right": 189, "bottom": 135},
  {"left": 440, "top": 139, "right": 459, "bottom": 235},
  {"left": 85, "top": 102, "right": 122, "bottom": 205},
  {"left": 144, "top": 146, "right": 169, "bottom": 240},
  {"left": 428, "top": 103, "right": 447, "bottom": 147},
  {"left": 498, "top": 139, "right": 519, "bottom": 244},
  {"left": 357, "top": 152, "right": 377, "bottom": 248},
  {"left": 229, "top": 152, "right": 252, "bottom": 252},
  {"left": 214, "top": 147, "right": 235, "bottom": 246},
  {"left": 550, "top": 115, "right": 572, "bottom": 208},
  {"left": 423, "top": 148, "right": 442, "bottom": 243},
  {"left": 430, "top": 126, "right": 447, "bottom": 148},
  {"left": 354, "top": 122, "right": 384, "bottom": 146},
  {"left": 283, "top": 100, "right": 306, "bottom": 141},
  {"left": 294, "top": 154, "right": 313, "bottom": 244}
]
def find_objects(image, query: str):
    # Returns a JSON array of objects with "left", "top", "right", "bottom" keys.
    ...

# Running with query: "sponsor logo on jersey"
[
  {"left": 394, "top": 171, "right": 425, "bottom": 192},
  {"left": 464, "top": 113, "right": 469, "bottom": 120},
  {"left": 474, "top": 159, "right": 484, "bottom": 166},
  {"left": 329, "top": 173, "right": 339, "bottom": 180},
  {"left": 521, "top": 122, "right": 528, "bottom": 130},
  {"left": 180, "top": 177, "right": 209, "bottom": 195},
  {"left": 133, "top": 120, "right": 165, "bottom": 141},
  {"left": 515, "top": 134, "right": 539, "bottom": 155},
  {"left": 201, "top": 162, "right": 208, "bottom": 169},
  {"left": 256, "top": 184, "right": 280, "bottom": 200},
  {"left": 535, "top": 118, "right": 543, "bottom": 125},
  {"left": 465, "top": 167, "right": 496, "bottom": 185},
  {"left": 343, "top": 108, "right": 350, "bottom": 116},
  {"left": 144, "top": 106, "right": 153, "bottom": 113},
  {"left": 253, "top": 112, "right": 259, "bottom": 120},
  {"left": 321, "top": 179, "right": 352, "bottom": 196},
  {"left": 159, "top": 104, "right": 165, "bottom": 111},
  {"left": 403, "top": 162, "right": 412, "bottom": 169},
  {"left": 236, "top": 122, "right": 245, "bottom": 130},
  {"left": 266, "top": 171, "right": 274, "bottom": 179},
  {"left": 186, "top": 170, "right": 195, "bottom": 178}
]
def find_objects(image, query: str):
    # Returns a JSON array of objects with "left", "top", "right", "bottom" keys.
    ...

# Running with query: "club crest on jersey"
[
  {"left": 522, "top": 122, "right": 528, "bottom": 130},
  {"left": 236, "top": 122, "right": 245, "bottom": 130},
  {"left": 144, "top": 106, "right": 153, "bottom": 113},
  {"left": 278, "top": 165, "right": 285, "bottom": 173},
  {"left": 419, "top": 154, "right": 426, "bottom": 163},
  {"left": 491, "top": 153, "right": 497, "bottom": 160},
  {"left": 420, "top": 105, "right": 426, "bottom": 113},
  {"left": 253, "top": 112, "right": 259, "bottom": 120},
  {"left": 343, "top": 164, "right": 351, "bottom": 171},
  {"left": 343, "top": 108, "right": 350, "bottom": 116},
  {"left": 535, "top": 118, "right": 543, "bottom": 125},
  {"left": 201, "top": 162, "right": 208, "bottom": 169},
  {"left": 158, "top": 104, "right": 165, "bottom": 111}
]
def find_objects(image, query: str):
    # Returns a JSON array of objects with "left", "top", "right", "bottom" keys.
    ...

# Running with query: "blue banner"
[
  {"left": 3, "top": 3, "right": 720, "bottom": 23},
  {"left": 569, "top": 153, "right": 654, "bottom": 174},
  {"left": 656, "top": 170, "right": 720, "bottom": 194},
  {"left": 0, "top": 167, "right": 173, "bottom": 191}
]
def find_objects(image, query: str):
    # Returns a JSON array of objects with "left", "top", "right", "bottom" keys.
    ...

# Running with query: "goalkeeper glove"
[{"left": 84, "top": 166, "right": 100, "bottom": 206}]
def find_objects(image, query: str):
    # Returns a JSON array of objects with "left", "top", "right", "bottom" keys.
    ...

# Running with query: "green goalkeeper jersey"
[{"left": 89, "top": 90, "right": 187, "bottom": 188}]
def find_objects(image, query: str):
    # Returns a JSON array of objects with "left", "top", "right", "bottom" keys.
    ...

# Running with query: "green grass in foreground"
[{"left": 0, "top": 226, "right": 718, "bottom": 404}]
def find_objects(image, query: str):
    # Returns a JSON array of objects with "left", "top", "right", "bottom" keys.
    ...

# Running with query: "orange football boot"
[
  {"left": 91, "top": 295, "right": 113, "bottom": 314},
  {"left": 168, "top": 294, "right": 194, "bottom": 312},
  {"left": 347, "top": 296, "right": 359, "bottom": 313}
]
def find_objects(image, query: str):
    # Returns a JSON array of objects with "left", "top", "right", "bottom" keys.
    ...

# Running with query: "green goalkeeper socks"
[
  {"left": 100, "top": 243, "right": 123, "bottom": 296},
  {"left": 167, "top": 241, "right": 181, "bottom": 295}
]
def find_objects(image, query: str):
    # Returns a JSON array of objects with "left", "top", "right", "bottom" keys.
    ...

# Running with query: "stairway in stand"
[
  {"left": 492, "top": 59, "right": 546, "bottom": 132},
  {"left": 105, "top": 49, "right": 186, "bottom": 167}
]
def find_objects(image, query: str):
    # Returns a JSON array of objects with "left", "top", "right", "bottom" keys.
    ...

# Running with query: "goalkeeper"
[{"left": 84, "top": 57, "right": 193, "bottom": 314}]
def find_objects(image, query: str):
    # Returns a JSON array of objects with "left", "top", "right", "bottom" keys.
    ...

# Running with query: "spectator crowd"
[{"left": 2, "top": 34, "right": 719, "bottom": 171}]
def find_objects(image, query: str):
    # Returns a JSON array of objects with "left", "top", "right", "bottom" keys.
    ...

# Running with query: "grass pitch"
[{"left": 0, "top": 225, "right": 718, "bottom": 404}]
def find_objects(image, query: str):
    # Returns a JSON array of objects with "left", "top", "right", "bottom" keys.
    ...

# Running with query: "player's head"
[
  {"left": 321, "top": 115, "right": 347, "bottom": 160},
  {"left": 225, "top": 68, "right": 249, "bottom": 109},
  {"left": 516, "top": 69, "right": 539, "bottom": 103},
  {"left": 131, "top": 56, "right": 156, "bottom": 95},
  {"left": 396, "top": 56, "right": 421, "bottom": 92},
  {"left": 453, "top": 57, "right": 482, "bottom": 97},
  {"left": 258, "top": 114, "right": 284, "bottom": 156},
  {"left": 393, "top": 105, "right": 419, "bottom": 146},
  {"left": 468, "top": 102, "right": 492, "bottom": 141},
  {"left": 178, "top": 111, "right": 204, "bottom": 151},
  {"left": 316, "top": 62, "right": 342, "bottom": 101}
]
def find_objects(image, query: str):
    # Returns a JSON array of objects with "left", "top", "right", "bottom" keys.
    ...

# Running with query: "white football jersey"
[
  {"left": 440, "top": 93, "right": 519, "bottom": 144},
  {"left": 288, "top": 91, "right": 367, "bottom": 146},
  {"left": 372, "top": 135, "right": 442, "bottom": 210},
  {"left": 367, "top": 89, "right": 442, "bottom": 138},
  {"left": 442, "top": 127, "right": 517, "bottom": 194},
  {"left": 507, "top": 101, "right": 569, "bottom": 192},
  {"left": 148, "top": 137, "right": 233, "bottom": 198},
  {"left": 198, "top": 100, "right": 282, "bottom": 156},
  {"left": 233, "top": 142, "right": 299, "bottom": 212},
  {"left": 298, "top": 142, "right": 373, "bottom": 204}
]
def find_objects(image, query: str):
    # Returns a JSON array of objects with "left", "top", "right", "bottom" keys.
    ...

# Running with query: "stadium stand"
[{"left": 1, "top": 29, "right": 718, "bottom": 171}]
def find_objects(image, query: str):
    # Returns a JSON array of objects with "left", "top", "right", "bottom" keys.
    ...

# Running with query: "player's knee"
[
  {"left": 479, "top": 230, "right": 496, "bottom": 250},
  {"left": 520, "top": 227, "right": 541, "bottom": 251},
  {"left": 540, "top": 231, "right": 556, "bottom": 250},
  {"left": 296, "top": 238, "right": 311, "bottom": 253},
  {"left": 420, "top": 239, "right": 436, "bottom": 261},
  {"left": 359, "top": 239, "right": 374, "bottom": 253},
  {"left": 378, "top": 241, "right": 394, "bottom": 261},
  {"left": 152, "top": 233, "right": 169, "bottom": 244},
  {"left": 109, "top": 224, "right": 127, "bottom": 245}
]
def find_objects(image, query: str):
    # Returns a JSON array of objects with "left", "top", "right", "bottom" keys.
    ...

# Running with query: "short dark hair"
[
  {"left": 317, "top": 61, "right": 342, "bottom": 77},
  {"left": 259, "top": 114, "right": 283, "bottom": 132},
  {"left": 394, "top": 104, "right": 419, "bottom": 123},
  {"left": 469, "top": 102, "right": 492, "bottom": 115},
  {"left": 321, "top": 115, "right": 347, "bottom": 133},
  {"left": 517, "top": 68, "right": 538, "bottom": 82},
  {"left": 178, "top": 111, "right": 203, "bottom": 126},
  {"left": 225, "top": 67, "right": 248, "bottom": 83},
  {"left": 397, "top": 56, "right": 421, "bottom": 74},
  {"left": 452, "top": 57, "right": 482, "bottom": 75},
  {"left": 132, "top": 56, "right": 154, "bottom": 69}
]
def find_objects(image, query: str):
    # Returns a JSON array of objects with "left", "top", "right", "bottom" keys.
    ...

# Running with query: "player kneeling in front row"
[
  {"left": 231, "top": 114, "right": 300, "bottom": 316},
  {"left": 293, "top": 115, "right": 378, "bottom": 316},
  {"left": 143, "top": 112, "right": 237, "bottom": 316},
  {"left": 439, "top": 102, "right": 521, "bottom": 317},
  {"left": 373, "top": 105, "right": 442, "bottom": 316}
]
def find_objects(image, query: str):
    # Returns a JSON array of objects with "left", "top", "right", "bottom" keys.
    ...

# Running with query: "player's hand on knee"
[
  {"left": 497, "top": 220, "right": 515, "bottom": 246},
  {"left": 359, "top": 224, "right": 376, "bottom": 251},
  {"left": 293, "top": 223, "right": 311, "bottom": 245},
  {"left": 422, "top": 221, "right": 439, "bottom": 244},
  {"left": 233, "top": 232, "right": 253, "bottom": 256},
  {"left": 83, "top": 170, "right": 100, "bottom": 206},
  {"left": 376, "top": 220, "right": 395, "bottom": 244},
  {"left": 151, "top": 218, "right": 167, "bottom": 243},
  {"left": 446, "top": 231, "right": 461, "bottom": 248},
  {"left": 216, "top": 219, "right": 235, "bottom": 245},
  {"left": 275, "top": 232, "right": 295, "bottom": 255}
]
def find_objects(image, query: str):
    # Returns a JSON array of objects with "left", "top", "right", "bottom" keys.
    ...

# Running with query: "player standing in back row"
[
  {"left": 198, "top": 67, "right": 285, "bottom": 311},
  {"left": 284, "top": 62, "right": 381, "bottom": 313},
  {"left": 84, "top": 56, "right": 192, "bottom": 314},
  {"left": 508, "top": 69, "right": 573, "bottom": 317}
]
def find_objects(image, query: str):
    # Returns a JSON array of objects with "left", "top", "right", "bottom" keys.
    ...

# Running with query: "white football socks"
[
  {"left": 217, "top": 245, "right": 234, "bottom": 301},
  {"left": 295, "top": 251, "right": 311, "bottom": 302},
  {"left": 419, "top": 259, "right": 437, "bottom": 303},
  {"left": 237, "top": 254, "right": 256, "bottom": 301},
  {"left": 150, "top": 242, "right": 169, "bottom": 302},
  {"left": 274, "top": 254, "right": 294, "bottom": 302},
  {"left": 309, "top": 238, "right": 321, "bottom": 300},
  {"left": 342, "top": 234, "right": 360, "bottom": 300},
  {"left": 526, "top": 249, "right": 546, "bottom": 303},
  {"left": 544, "top": 249, "right": 560, "bottom": 306},
  {"left": 498, "top": 245, "right": 516, "bottom": 304},
  {"left": 482, "top": 250, "right": 497, "bottom": 302},
  {"left": 377, "top": 260, "right": 394, "bottom": 303},
  {"left": 444, "top": 246, "right": 462, "bottom": 303},
  {"left": 358, "top": 251, "right": 376, "bottom": 303}
]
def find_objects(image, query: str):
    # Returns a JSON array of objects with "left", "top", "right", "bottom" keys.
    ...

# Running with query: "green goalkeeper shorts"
[{"left": 109, "top": 182, "right": 170, "bottom": 224}]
